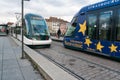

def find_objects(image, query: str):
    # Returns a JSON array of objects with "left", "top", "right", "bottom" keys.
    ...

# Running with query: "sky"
[{"left": 0, "top": 0, "right": 105, "bottom": 24}]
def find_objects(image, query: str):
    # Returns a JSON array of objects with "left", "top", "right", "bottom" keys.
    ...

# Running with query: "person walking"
[{"left": 57, "top": 28, "right": 61, "bottom": 39}]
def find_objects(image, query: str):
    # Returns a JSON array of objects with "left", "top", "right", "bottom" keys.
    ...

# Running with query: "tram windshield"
[
  {"left": 31, "top": 17, "right": 49, "bottom": 36},
  {"left": 65, "top": 23, "right": 75, "bottom": 36},
  {"left": 0, "top": 25, "right": 7, "bottom": 35}
]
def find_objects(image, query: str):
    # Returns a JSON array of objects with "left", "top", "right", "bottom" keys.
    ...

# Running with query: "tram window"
[
  {"left": 99, "top": 11, "right": 112, "bottom": 40},
  {"left": 65, "top": 17, "right": 77, "bottom": 37},
  {"left": 23, "top": 19, "right": 27, "bottom": 35},
  {"left": 87, "top": 14, "right": 97, "bottom": 39},
  {"left": 116, "top": 10, "right": 120, "bottom": 41},
  {"left": 71, "top": 17, "right": 78, "bottom": 27}
]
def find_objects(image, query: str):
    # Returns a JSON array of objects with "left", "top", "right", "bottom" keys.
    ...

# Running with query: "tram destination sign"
[
  {"left": 31, "top": 16, "right": 42, "bottom": 20},
  {"left": 88, "top": 0, "right": 120, "bottom": 11}
]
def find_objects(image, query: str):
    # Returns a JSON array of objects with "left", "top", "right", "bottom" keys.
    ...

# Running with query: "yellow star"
[
  {"left": 109, "top": 44, "right": 118, "bottom": 52},
  {"left": 84, "top": 38, "right": 92, "bottom": 47},
  {"left": 78, "top": 21, "right": 86, "bottom": 35},
  {"left": 96, "top": 42, "right": 104, "bottom": 52}
]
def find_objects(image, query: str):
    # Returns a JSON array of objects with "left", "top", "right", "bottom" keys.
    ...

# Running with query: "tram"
[
  {"left": 0, "top": 24, "right": 8, "bottom": 36},
  {"left": 11, "top": 13, "right": 52, "bottom": 47},
  {"left": 63, "top": 0, "right": 120, "bottom": 59}
]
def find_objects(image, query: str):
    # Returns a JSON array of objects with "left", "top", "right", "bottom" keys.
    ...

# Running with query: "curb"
[
  {"left": 51, "top": 37, "right": 63, "bottom": 42},
  {"left": 11, "top": 37, "right": 78, "bottom": 80},
  {"left": 52, "top": 38, "right": 63, "bottom": 42}
]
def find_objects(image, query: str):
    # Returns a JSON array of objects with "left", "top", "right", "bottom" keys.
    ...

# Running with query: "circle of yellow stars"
[{"left": 79, "top": 20, "right": 118, "bottom": 53}]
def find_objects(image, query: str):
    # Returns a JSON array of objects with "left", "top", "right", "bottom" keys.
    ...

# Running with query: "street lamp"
[
  {"left": 15, "top": 13, "right": 21, "bottom": 39},
  {"left": 21, "top": 0, "right": 30, "bottom": 59},
  {"left": 15, "top": 13, "right": 21, "bottom": 20}
]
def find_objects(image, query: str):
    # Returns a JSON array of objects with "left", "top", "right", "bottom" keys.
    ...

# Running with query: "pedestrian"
[{"left": 57, "top": 28, "right": 61, "bottom": 39}]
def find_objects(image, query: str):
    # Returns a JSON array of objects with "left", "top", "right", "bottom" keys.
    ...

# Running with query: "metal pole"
[{"left": 21, "top": 0, "right": 25, "bottom": 59}]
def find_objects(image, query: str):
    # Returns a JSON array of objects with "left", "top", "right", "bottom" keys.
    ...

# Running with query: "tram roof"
[
  {"left": 25, "top": 13, "right": 44, "bottom": 19},
  {"left": 78, "top": 0, "right": 120, "bottom": 15}
]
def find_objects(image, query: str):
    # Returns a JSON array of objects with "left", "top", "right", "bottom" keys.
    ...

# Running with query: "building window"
[
  {"left": 99, "top": 11, "right": 112, "bottom": 40},
  {"left": 87, "top": 14, "right": 97, "bottom": 39}
]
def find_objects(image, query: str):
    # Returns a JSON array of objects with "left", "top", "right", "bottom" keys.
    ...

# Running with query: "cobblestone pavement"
[{"left": 36, "top": 41, "right": 120, "bottom": 80}]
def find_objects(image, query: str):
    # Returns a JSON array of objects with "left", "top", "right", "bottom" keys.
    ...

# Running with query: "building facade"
[{"left": 46, "top": 17, "right": 69, "bottom": 36}]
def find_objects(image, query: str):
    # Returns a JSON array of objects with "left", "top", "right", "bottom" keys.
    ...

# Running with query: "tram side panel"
[{"left": 63, "top": 0, "right": 120, "bottom": 59}]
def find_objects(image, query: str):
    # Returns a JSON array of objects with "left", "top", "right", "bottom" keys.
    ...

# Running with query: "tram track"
[
  {"left": 35, "top": 41, "right": 120, "bottom": 80},
  {"left": 51, "top": 48, "right": 120, "bottom": 74},
  {"left": 51, "top": 41, "right": 120, "bottom": 71},
  {"left": 50, "top": 42, "right": 120, "bottom": 74},
  {"left": 36, "top": 50, "right": 84, "bottom": 80}
]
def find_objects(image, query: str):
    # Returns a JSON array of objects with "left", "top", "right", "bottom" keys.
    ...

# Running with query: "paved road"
[{"left": 36, "top": 41, "right": 120, "bottom": 80}]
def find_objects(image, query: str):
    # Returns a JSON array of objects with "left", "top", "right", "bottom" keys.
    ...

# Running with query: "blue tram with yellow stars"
[{"left": 63, "top": 0, "right": 120, "bottom": 59}]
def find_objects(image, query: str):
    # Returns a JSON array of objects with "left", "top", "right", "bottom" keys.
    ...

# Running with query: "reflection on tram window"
[
  {"left": 99, "top": 11, "right": 112, "bottom": 40},
  {"left": 117, "top": 10, "right": 120, "bottom": 41},
  {"left": 87, "top": 14, "right": 97, "bottom": 39},
  {"left": 65, "top": 23, "right": 75, "bottom": 36},
  {"left": 31, "top": 18, "right": 49, "bottom": 35}
]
